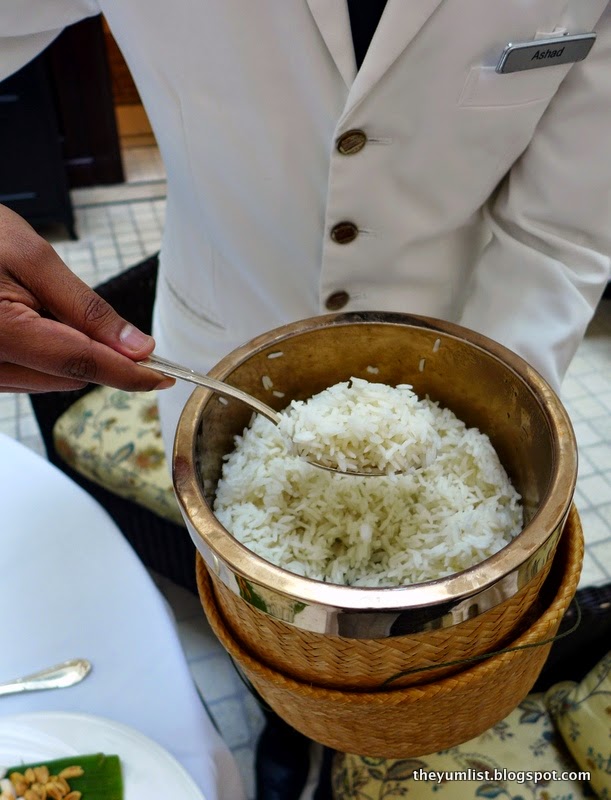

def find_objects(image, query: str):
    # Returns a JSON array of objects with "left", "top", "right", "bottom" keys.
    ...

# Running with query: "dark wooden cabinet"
[
  {"left": 0, "top": 15, "right": 124, "bottom": 238},
  {"left": 47, "top": 16, "right": 125, "bottom": 189},
  {"left": 0, "top": 56, "right": 76, "bottom": 237}
]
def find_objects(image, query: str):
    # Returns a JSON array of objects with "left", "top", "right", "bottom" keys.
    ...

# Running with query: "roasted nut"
[
  {"left": 9, "top": 762, "right": 85, "bottom": 800},
  {"left": 43, "top": 783, "right": 64, "bottom": 800},
  {"left": 30, "top": 782, "right": 47, "bottom": 799},
  {"left": 57, "top": 768, "right": 83, "bottom": 781},
  {"left": 34, "top": 767, "right": 50, "bottom": 784},
  {"left": 24, "top": 768, "right": 37, "bottom": 784},
  {"left": 8, "top": 773, "right": 27, "bottom": 795},
  {"left": 54, "top": 777, "right": 70, "bottom": 795}
]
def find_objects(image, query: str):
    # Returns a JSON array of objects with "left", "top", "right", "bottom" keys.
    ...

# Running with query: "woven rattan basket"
[
  {"left": 177, "top": 313, "right": 579, "bottom": 753},
  {"left": 197, "top": 507, "right": 583, "bottom": 757},
  {"left": 209, "top": 547, "right": 554, "bottom": 689}
]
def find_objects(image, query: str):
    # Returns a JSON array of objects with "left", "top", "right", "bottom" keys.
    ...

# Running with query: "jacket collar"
[
  {"left": 305, "top": 0, "right": 357, "bottom": 87},
  {"left": 306, "top": 0, "right": 446, "bottom": 115}
]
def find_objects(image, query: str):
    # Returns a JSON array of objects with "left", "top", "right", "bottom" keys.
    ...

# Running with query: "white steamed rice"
[{"left": 212, "top": 378, "right": 523, "bottom": 587}]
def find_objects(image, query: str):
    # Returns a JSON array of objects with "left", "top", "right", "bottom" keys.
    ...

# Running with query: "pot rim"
[{"left": 173, "top": 312, "right": 577, "bottom": 615}]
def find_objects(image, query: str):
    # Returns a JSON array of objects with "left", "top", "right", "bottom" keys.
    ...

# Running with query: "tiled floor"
[{"left": 2, "top": 144, "right": 610, "bottom": 798}]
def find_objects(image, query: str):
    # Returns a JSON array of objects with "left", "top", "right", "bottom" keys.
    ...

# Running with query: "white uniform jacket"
[{"left": 2, "top": 0, "right": 610, "bottom": 441}]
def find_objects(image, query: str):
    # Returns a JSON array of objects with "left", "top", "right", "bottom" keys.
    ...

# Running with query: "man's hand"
[{"left": 0, "top": 205, "right": 173, "bottom": 393}]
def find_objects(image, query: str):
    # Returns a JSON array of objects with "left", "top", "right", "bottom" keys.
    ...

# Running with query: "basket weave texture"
[
  {"left": 211, "top": 549, "right": 553, "bottom": 689},
  {"left": 196, "top": 507, "right": 583, "bottom": 757}
]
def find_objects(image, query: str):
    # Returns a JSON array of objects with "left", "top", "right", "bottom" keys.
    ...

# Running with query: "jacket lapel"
[
  {"left": 305, "top": 0, "right": 357, "bottom": 88},
  {"left": 344, "top": 0, "right": 446, "bottom": 117},
  {"left": 306, "top": 0, "right": 447, "bottom": 114}
]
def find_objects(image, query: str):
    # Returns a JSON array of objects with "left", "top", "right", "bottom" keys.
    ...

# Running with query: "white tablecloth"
[{"left": 0, "top": 432, "right": 246, "bottom": 800}]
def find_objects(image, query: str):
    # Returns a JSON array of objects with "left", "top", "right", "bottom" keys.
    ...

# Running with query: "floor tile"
[
  {"left": 579, "top": 508, "right": 611, "bottom": 544},
  {"left": 150, "top": 572, "right": 201, "bottom": 619},
  {"left": 579, "top": 549, "right": 608, "bottom": 587},
  {"left": 561, "top": 376, "right": 589, "bottom": 402},
  {"left": 232, "top": 746, "right": 257, "bottom": 800},
  {"left": 568, "top": 394, "right": 609, "bottom": 420},
  {"left": 178, "top": 617, "right": 228, "bottom": 661},
  {"left": 0, "top": 419, "right": 18, "bottom": 438},
  {"left": 577, "top": 452, "right": 596, "bottom": 480},
  {"left": 572, "top": 420, "right": 604, "bottom": 449},
  {"left": 584, "top": 444, "right": 611, "bottom": 472},
  {"left": 578, "top": 474, "right": 611, "bottom": 507},
  {"left": 208, "top": 697, "right": 254, "bottom": 750},
  {"left": 18, "top": 435, "right": 46, "bottom": 458},
  {"left": 242, "top": 691, "right": 266, "bottom": 740},
  {"left": 190, "top": 655, "right": 243, "bottom": 703},
  {"left": 122, "top": 145, "right": 166, "bottom": 183},
  {"left": 0, "top": 395, "right": 16, "bottom": 420},
  {"left": 589, "top": 538, "right": 611, "bottom": 580},
  {"left": 18, "top": 413, "right": 43, "bottom": 439},
  {"left": 597, "top": 503, "right": 611, "bottom": 525}
]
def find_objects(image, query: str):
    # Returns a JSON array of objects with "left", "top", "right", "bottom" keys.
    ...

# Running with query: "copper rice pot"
[{"left": 173, "top": 312, "right": 578, "bottom": 639}]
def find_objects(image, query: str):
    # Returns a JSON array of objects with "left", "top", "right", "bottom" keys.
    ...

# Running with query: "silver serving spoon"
[
  {"left": 139, "top": 354, "right": 388, "bottom": 477},
  {"left": 0, "top": 659, "right": 92, "bottom": 697}
]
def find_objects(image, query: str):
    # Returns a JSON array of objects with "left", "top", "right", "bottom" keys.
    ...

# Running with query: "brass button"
[
  {"left": 336, "top": 129, "right": 367, "bottom": 155},
  {"left": 325, "top": 291, "right": 350, "bottom": 310},
  {"left": 330, "top": 221, "right": 358, "bottom": 244}
]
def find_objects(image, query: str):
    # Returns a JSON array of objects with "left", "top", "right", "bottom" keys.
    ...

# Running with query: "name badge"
[{"left": 496, "top": 32, "right": 596, "bottom": 73}]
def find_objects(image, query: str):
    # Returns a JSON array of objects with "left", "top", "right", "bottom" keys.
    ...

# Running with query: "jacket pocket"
[{"left": 459, "top": 62, "right": 574, "bottom": 107}]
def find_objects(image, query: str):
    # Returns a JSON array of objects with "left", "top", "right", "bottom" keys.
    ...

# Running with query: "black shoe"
[
  {"left": 533, "top": 582, "right": 611, "bottom": 692},
  {"left": 255, "top": 710, "right": 311, "bottom": 800},
  {"left": 313, "top": 747, "right": 335, "bottom": 800}
]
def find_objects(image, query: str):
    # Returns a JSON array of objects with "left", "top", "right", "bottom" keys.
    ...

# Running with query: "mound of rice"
[
  {"left": 213, "top": 379, "right": 523, "bottom": 587},
  {"left": 278, "top": 377, "right": 449, "bottom": 474}
]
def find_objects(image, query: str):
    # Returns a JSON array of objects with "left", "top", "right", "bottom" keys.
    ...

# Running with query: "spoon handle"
[
  {"left": 0, "top": 659, "right": 92, "bottom": 697},
  {"left": 139, "top": 354, "right": 281, "bottom": 425}
]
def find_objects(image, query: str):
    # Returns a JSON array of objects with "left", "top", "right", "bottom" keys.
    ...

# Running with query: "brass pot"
[{"left": 173, "top": 311, "right": 577, "bottom": 639}]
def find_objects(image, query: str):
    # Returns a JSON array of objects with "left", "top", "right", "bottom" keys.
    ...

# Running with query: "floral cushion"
[
  {"left": 332, "top": 693, "right": 593, "bottom": 800},
  {"left": 53, "top": 386, "right": 184, "bottom": 526},
  {"left": 545, "top": 652, "right": 611, "bottom": 799}
]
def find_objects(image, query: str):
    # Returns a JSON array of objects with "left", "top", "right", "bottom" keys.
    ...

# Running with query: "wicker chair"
[{"left": 28, "top": 253, "right": 198, "bottom": 594}]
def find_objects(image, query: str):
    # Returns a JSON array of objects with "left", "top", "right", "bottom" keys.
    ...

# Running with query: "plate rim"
[{"left": 0, "top": 710, "right": 205, "bottom": 799}]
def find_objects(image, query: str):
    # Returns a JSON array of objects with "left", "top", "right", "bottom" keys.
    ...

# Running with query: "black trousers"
[{"left": 256, "top": 707, "right": 334, "bottom": 800}]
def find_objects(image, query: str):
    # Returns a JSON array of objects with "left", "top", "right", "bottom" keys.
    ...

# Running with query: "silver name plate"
[{"left": 496, "top": 32, "right": 596, "bottom": 73}]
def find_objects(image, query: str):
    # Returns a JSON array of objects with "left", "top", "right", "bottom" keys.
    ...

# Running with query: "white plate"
[{"left": 0, "top": 712, "right": 205, "bottom": 799}]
